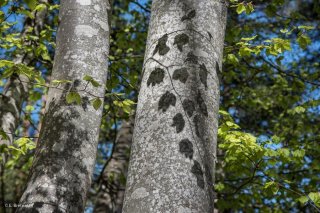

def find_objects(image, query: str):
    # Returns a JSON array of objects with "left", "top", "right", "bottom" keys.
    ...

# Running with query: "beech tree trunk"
[
  {"left": 123, "top": 0, "right": 227, "bottom": 212},
  {"left": 0, "top": 0, "right": 48, "bottom": 147},
  {"left": 16, "top": 0, "right": 111, "bottom": 212},
  {"left": 94, "top": 119, "right": 134, "bottom": 213}
]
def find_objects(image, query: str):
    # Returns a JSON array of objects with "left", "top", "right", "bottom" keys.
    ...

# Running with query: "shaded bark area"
[
  {"left": 16, "top": 0, "right": 111, "bottom": 212},
  {"left": 0, "top": 0, "right": 48, "bottom": 147},
  {"left": 123, "top": 0, "right": 227, "bottom": 212},
  {"left": 94, "top": 120, "right": 134, "bottom": 213}
]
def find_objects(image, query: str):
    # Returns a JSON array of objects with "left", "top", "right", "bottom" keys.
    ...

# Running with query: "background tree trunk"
[
  {"left": 0, "top": 0, "right": 48, "bottom": 147},
  {"left": 94, "top": 119, "right": 134, "bottom": 213},
  {"left": 123, "top": 0, "right": 227, "bottom": 212},
  {"left": 16, "top": 0, "right": 111, "bottom": 212}
]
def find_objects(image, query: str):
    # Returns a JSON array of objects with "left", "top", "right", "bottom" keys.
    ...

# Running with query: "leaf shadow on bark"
[{"left": 17, "top": 82, "right": 91, "bottom": 213}]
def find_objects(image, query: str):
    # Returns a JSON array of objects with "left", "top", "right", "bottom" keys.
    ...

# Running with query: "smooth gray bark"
[
  {"left": 16, "top": 0, "right": 111, "bottom": 212},
  {"left": 94, "top": 119, "right": 134, "bottom": 213},
  {"left": 0, "top": 0, "right": 48, "bottom": 147},
  {"left": 123, "top": 0, "right": 227, "bottom": 212}
]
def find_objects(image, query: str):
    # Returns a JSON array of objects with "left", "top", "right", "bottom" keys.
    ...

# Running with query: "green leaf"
[
  {"left": 0, "top": 144, "right": 8, "bottom": 154},
  {"left": 66, "top": 92, "right": 81, "bottom": 105},
  {"left": 309, "top": 192, "right": 320, "bottom": 207},
  {"left": 236, "top": 3, "right": 246, "bottom": 14},
  {"left": 29, "top": 91, "right": 42, "bottom": 101},
  {"left": 41, "top": 51, "right": 51, "bottom": 61},
  {"left": 0, "top": 129, "right": 9, "bottom": 140},
  {"left": 91, "top": 80, "right": 101, "bottom": 87},
  {"left": 298, "top": 25, "right": 315, "bottom": 30},
  {"left": 83, "top": 75, "right": 93, "bottom": 81},
  {"left": 279, "top": 148, "right": 290, "bottom": 158},
  {"left": 297, "top": 34, "right": 311, "bottom": 49},
  {"left": 123, "top": 99, "right": 135, "bottom": 106},
  {"left": 264, "top": 181, "right": 279, "bottom": 195},
  {"left": 292, "top": 149, "right": 305, "bottom": 158},
  {"left": 24, "top": 0, "right": 37, "bottom": 10},
  {"left": 215, "top": 183, "right": 225, "bottom": 192},
  {"left": 297, "top": 196, "right": 308, "bottom": 205},
  {"left": 227, "top": 54, "right": 239, "bottom": 64},
  {"left": 83, "top": 75, "right": 101, "bottom": 87},
  {"left": 293, "top": 106, "right": 306, "bottom": 114},
  {"left": 265, "top": 4, "right": 277, "bottom": 17},
  {"left": 245, "top": 2, "right": 254, "bottom": 14},
  {"left": 49, "top": 4, "right": 59, "bottom": 10},
  {"left": 1, "top": 68, "right": 14, "bottom": 78},
  {"left": 113, "top": 100, "right": 123, "bottom": 107},
  {"left": 0, "top": 60, "right": 14, "bottom": 68},
  {"left": 241, "top": 35, "right": 257, "bottom": 41},
  {"left": 271, "top": 135, "right": 281, "bottom": 143},
  {"left": 16, "top": 64, "right": 34, "bottom": 78},
  {"left": 0, "top": 11, "right": 4, "bottom": 21},
  {"left": 34, "top": 3, "right": 47, "bottom": 12},
  {"left": 0, "top": 0, "right": 8, "bottom": 7},
  {"left": 274, "top": 0, "right": 285, "bottom": 5},
  {"left": 26, "top": 105, "right": 35, "bottom": 112},
  {"left": 239, "top": 47, "right": 253, "bottom": 57},
  {"left": 17, "top": 8, "right": 35, "bottom": 19},
  {"left": 8, "top": 145, "right": 25, "bottom": 156},
  {"left": 92, "top": 98, "right": 102, "bottom": 110},
  {"left": 14, "top": 138, "right": 31, "bottom": 147},
  {"left": 226, "top": 121, "right": 235, "bottom": 127}
]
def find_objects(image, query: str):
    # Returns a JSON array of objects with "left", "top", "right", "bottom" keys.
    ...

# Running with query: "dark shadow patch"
[
  {"left": 172, "top": 68, "right": 189, "bottom": 83},
  {"left": 181, "top": 10, "right": 196, "bottom": 22},
  {"left": 191, "top": 160, "right": 204, "bottom": 189},
  {"left": 204, "top": 163, "right": 213, "bottom": 185},
  {"left": 147, "top": 68, "right": 165, "bottom": 87},
  {"left": 199, "top": 64, "right": 208, "bottom": 89},
  {"left": 53, "top": 208, "right": 64, "bottom": 213},
  {"left": 73, "top": 79, "right": 81, "bottom": 88},
  {"left": 204, "top": 163, "right": 214, "bottom": 210},
  {"left": 193, "top": 115, "right": 200, "bottom": 137},
  {"left": 173, "top": 33, "right": 189, "bottom": 52},
  {"left": 193, "top": 114, "right": 202, "bottom": 139},
  {"left": 182, "top": 99, "right": 195, "bottom": 117},
  {"left": 153, "top": 34, "right": 170, "bottom": 56},
  {"left": 81, "top": 96, "right": 90, "bottom": 111},
  {"left": 197, "top": 91, "right": 208, "bottom": 116},
  {"left": 216, "top": 61, "right": 221, "bottom": 73},
  {"left": 158, "top": 91, "right": 176, "bottom": 112},
  {"left": 33, "top": 202, "right": 44, "bottom": 209},
  {"left": 171, "top": 113, "right": 185, "bottom": 133},
  {"left": 207, "top": 31, "right": 213, "bottom": 40},
  {"left": 185, "top": 52, "right": 198, "bottom": 64},
  {"left": 179, "top": 139, "right": 193, "bottom": 159}
]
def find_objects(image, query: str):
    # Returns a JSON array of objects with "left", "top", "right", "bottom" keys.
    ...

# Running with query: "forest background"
[{"left": 0, "top": 0, "right": 319, "bottom": 212}]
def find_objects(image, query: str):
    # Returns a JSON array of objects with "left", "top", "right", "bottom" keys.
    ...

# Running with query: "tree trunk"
[
  {"left": 0, "top": 0, "right": 48, "bottom": 147},
  {"left": 16, "top": 0, "right": 111, "bottom": 212},
  {"left": 123, "top": 0, "right": 227, "bottom": 212},
  {"left": 94, "top": 119, "right": 134, "bottom": 213}
]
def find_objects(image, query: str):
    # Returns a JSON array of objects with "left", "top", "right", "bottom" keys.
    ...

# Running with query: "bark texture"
[
  {"left": 0, "top": 0, "right": 48, "bottom": 147},
  {"left": 94, "top": 119, "right": 134, "bottom": 213},
  {"left": 123, "top": 0, "right": 227, "bottom": 212},
  {"left": 16, "top": 0, "right": 111, "bottom": 212}
]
